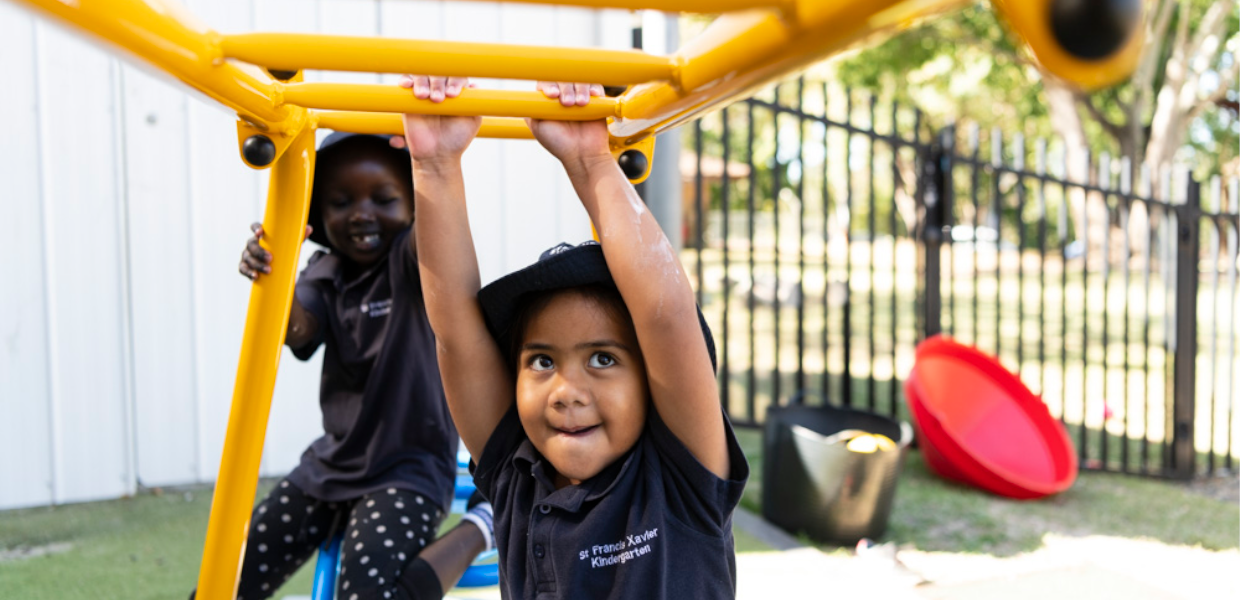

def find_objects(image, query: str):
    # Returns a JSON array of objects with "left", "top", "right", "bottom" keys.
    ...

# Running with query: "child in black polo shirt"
[
  {"left": 406, "top": 81, "right": 749, "bottom": 599},
  {"left": 200, "top": 76, "right": 494, "bottom": 600}
]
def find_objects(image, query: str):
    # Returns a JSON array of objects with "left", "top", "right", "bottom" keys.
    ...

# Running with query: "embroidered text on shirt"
[
  {"left": 577, "top": 527, "right": 659, "bottom": 568},
  {"left": 360, "top": 298, "right": 393, "bottom": 317}
]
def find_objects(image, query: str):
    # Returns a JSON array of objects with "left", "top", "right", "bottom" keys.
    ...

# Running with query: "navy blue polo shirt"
[
  {"left": 286, "top": 228, "right": 457, "bottom": 510},
  {"left": 474, "top": 405, "right": 749, "bottom": 599}
]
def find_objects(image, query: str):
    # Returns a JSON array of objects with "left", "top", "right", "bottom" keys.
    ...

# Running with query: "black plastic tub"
[{"left": 762, "top": 402, "right": 912, "bottom": 545}]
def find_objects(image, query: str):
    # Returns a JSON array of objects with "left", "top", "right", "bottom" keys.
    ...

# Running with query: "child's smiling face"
[
  {"left": 515, "top": 290, "right": 648, "bottom": 488},
  {"left": 318, "top": 145, "right": 413, "bottom": 266}
]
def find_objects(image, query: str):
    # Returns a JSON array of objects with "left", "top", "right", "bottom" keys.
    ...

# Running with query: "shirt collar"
[
  {"left": 511, "top": 436, "right": 642, "bottom": 513},
  {"left": 299, "top": 245, "right": 392, "bottom": 293}
]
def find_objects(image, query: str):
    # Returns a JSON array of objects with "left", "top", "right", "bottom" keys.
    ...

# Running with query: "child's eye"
[
  {"left": 377, "top": 195, "right": 400, "bottom": 205},
  {"left": 529, "top": 355, "right": 554, "bottom": 371},
  {"left": 588, "top": 352, "right": 616, "bottom": 368},
  {"left": 327, "top": 196, "right": 349, "bottom": 208}
]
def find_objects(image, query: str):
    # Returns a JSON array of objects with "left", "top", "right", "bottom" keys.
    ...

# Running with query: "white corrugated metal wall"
[{"left": 0, "top": 0, "right": 634, "bottom": 511}]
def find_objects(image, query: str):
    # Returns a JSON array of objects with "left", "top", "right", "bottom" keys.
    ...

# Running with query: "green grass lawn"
[
  {"left": 0, "top": 478, "right": 773, "bottom": 600},
  {"left": 3, "top": 427, "right": 1235, "bottom": 599},
  {"left": 734, "top": 427, "right": 1239, "bottom": 556}
]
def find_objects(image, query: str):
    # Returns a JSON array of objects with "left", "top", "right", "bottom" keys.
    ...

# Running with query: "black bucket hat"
[
  {"left": 307, "top": 132, "right": 411, "bottom": 249},
  {"left": 477, "top": 241, "right": 717, "bottom": 372}
]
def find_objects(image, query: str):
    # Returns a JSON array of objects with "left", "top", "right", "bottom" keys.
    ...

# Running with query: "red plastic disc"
[{"left": 904, "top": 336, "right": 1078, "bottom": 499}]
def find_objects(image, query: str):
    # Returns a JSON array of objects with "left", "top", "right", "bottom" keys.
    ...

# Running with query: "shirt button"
[
  {"left": 534, "top": 544, "right": 546, "bottom": 559},
  {"left": 539, "top": 504, "right": 551, "bottom": 514}
]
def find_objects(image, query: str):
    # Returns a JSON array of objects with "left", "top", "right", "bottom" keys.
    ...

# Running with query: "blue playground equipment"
[{"left": 310, "top": 448, "right": 499, "bottom": 599}]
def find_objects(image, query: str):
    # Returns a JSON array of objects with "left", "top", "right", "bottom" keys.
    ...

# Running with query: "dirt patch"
[
  {"left": 0, "top": 542, "right": 73, "bottom": 563},
  {"left": 1185, "top": 472, "right": 1240, "bottom": 505}
]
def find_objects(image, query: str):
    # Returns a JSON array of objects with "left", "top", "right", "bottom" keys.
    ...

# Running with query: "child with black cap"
[
  {"left": 204, "top": 76, "right": 493, "bottom": 600},
  {"left": 405, "top": 81, "right": 750, "bottom": 599}
]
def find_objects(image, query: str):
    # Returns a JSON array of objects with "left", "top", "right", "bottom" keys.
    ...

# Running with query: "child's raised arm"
[
  {"left": 527, "top": 100, "right": 731, "bottom": 479},
  {"left": 400, "top": 75, "right": 512, "bottom": 460}
]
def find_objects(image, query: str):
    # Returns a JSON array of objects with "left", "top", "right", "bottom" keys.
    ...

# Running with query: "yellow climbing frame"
[{"left": 11, "top": 0, "right": 1143, "bottom": 597}]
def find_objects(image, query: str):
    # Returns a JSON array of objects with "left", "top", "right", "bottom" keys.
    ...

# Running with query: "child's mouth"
[
  {"left": 350, "top": 233, "right": 382, "bottom": 250},
  {"left": 555, "top": 424, "right": 598, "bottom": 438}
]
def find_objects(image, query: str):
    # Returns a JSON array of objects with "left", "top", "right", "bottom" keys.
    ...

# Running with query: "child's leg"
[
  {"left": 336, "top": 488, "right": 443, "bottom": 598},
  {"left": 235, "top": 479, "right": 340, "bottom": 598},
  {"left": 189, "top": 478, "right": 339, "bottom": 600},
  {"left": 337, "top": 489, "right": 489, "bottom": 600}
]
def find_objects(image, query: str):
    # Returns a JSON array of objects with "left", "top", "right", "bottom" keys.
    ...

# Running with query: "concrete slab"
[{"left": 917, "top": 565, "right": 1179, "bottom": 600}]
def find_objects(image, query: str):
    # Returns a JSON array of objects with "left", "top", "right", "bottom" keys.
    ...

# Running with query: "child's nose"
[
  {"left": 549, "top": 369, "right": 590, "bottom": 408},
  {"left": 348, "top": 205, "right": 377, "bottom": 223}
]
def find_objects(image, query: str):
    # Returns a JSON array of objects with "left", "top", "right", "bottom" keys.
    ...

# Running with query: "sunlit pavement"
[
  {"left": 728, "top": 510, "right": 1239, "bottom": 600},
  {"left": 419, "top": 508, "right": 1240, "bottom": 600}
]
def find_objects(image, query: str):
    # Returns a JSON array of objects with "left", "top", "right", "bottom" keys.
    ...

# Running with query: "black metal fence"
[{"left": 685, "top": 77, "right": 1239, "bottom": 479}]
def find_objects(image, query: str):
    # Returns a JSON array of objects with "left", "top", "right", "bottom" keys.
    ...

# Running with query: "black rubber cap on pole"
[
  {"left": 1050, "top": 0, "right": 1141, "bottom": 60},
  {"left": 618, "top": 149, "right": 648, "bottom": 180},
  {"left": 243, "top": 134, "right": 277, "bottom": 167}
]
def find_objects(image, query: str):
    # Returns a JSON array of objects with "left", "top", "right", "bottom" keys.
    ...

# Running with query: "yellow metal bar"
[
  {"left": 435, "top": 0, "right": 791, "bottom": 11},
  {"left": 316, "top": 111, "right": 535, "bottom": 139},
  {"left": 610, "top": 0, "right": 971, "bottom": 140},
  {"left": 221, "top": 34, "right": 673, "bottom": 87},
  {"left": 282, "top": 85, "right": 618, "bottom": 121},
  {"left": 195, "top": 126, "right": 317, "bottom": 600},
  {"left": 14, "top": 0, "right": 289, "bottom": 130}
]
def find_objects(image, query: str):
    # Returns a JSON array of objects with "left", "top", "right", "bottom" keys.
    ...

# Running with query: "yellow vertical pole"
[{"left": 195, "top": 127, "right": 317, "bottom": 599}]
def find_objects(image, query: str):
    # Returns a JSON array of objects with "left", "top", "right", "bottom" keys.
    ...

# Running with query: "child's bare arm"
[
  {"left": 238, "top": 222, "right": 319, "bottom": 349},
  {"left": 400, "top": 75, "right": 512, "bottom": 460},
  {"left": 528, "top": 110, "right": 730, "bottom": 479}
]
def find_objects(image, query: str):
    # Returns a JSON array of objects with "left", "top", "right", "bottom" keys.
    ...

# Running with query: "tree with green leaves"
[{"left": 833, "top": 0, "right": 1238, "bottom": 188}]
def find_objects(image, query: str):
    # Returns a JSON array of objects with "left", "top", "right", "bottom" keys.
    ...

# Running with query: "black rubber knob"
[
  {"left": 617, "top": 150, "right": 648, "bottom": 180},
  {"left": 267, "top": 69, "right": 299, "bottom": 81},
  {"left": 242, "top": 134, "right": 277, "bottom": 167},
  {"left": 603, "top": 86, "right": 627, "bottom": 97},
  {"left": 1050, "top": 0, "right": 1141, "bottom": 60}
]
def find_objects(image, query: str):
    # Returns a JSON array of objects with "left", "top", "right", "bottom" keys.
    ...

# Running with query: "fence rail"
[{"left": 685, "top": 77, "right": 1240, "bottom": 479}]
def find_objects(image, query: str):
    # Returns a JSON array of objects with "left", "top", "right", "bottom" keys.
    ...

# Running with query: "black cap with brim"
[
  {"left": 477, "top": 241, "right": 717, "bottom": 371},
  {"left": 307, "top": 132, "right": 410, "bottom": 249}
]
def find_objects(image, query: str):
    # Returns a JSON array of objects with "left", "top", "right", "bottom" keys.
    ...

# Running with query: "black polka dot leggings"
[{"left": 229, "top": 478, "right": 446, "bottom": 600}]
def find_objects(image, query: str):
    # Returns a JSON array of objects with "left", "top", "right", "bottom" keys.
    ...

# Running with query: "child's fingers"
[
  {"left": 250, "top": 222, "right": 264, "bottom": 238},
  {"left": 555, "top": 81, "right": 572, "bottom": 106},
  {"left": 389, "top": 136, "right": 407, "bottom": 149},
  {"left": 589, "top": 83, "right": 604, "bottom": 98},
  {"left": 242, "top": 251, "right": 271, "bottom": 275},
  {"left": 246, "top": 236, "right": 272, "bottom": 263},
  {"left": 429, "top": 77, "right": 446, "bottom": 103},
  {"left": 398, "top": 74, "right": 414, "bottom": 89},
  {"left": 537, "top": 81, "right": 560, "bottom": 99},
  {"left": 304, "top": 224, "right": 314, "bottom": 240},
  {"left": 572, "top": 83, "right": 591, "bottom": 106},
  {"left": 411, "top": 75, "right": 431, "bottom": 100},
  {"left": 446, "top": 76, "right": 469, "bottom": 98}
]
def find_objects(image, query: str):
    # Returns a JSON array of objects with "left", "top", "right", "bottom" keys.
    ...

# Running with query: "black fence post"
[
  {"left": 1170, "top": 178, "right": 1201, "bottom": 480},
  {"left": 918, "top": 128, "right": 952, "bottom": 340}
]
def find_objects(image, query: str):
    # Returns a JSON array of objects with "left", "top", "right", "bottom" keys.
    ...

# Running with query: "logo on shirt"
[
  {"left": 360, "top": 298, "right": 393, "bottom": 318},
  {"left": 578, "top": 527, "right": 659, "bottom": 568}
]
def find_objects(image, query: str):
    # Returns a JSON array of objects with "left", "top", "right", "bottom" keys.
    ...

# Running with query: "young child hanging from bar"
[
  {"left": 193, "top": 79, "right": 494, "bottom": 599},
  {"left": 403, "top": 76, "right": 749, "bottom": 598}
]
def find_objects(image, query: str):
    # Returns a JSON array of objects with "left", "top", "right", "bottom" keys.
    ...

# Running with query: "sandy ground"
[{"left": 436, "top": 507, "right": 1240, "bottom": 600}]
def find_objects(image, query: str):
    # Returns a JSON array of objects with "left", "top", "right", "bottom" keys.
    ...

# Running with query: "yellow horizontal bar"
[
  {"left": 282, "top": 85, "right": 618, "bottom": 121},
  {"left": 221, "top": 33, "right": 673, "bottom": 87},
  {"left": 15, "top": 0, "right": 289, "bottom": 129},
  {"left": 316, "top": 111, "right": 534, "bottom": 139},
  {"left": 610, "top": 0, "right": 969, "bottom": 140},
  {"left": 436, "top": 0, "right": 791, "bottom": 10}
]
